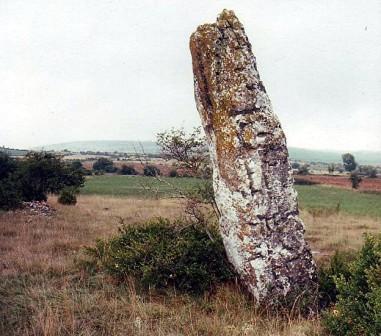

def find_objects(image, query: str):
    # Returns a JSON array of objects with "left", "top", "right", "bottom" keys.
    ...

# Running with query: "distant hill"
[
  {"left": 33, "top": 141, "right": 381, "bottom": 165},
  {"left": 289, "top": 148, "right": 381, "bottom": 165},
  {"left": 33, "top": 140, "right": 159, "bottom": 155}
]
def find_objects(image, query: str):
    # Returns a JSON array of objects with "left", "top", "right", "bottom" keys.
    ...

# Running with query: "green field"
[{"left": 82, "top": 175, "right": 381, "bottom": 218}]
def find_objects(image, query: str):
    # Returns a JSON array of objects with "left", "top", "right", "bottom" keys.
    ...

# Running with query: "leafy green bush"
[
  {"left": 17, "top": 152, "right": 84, "bottom": 201},
  {"left": 58, "top": 187, "right": 77, "bottom": 205},
  {"left": 322, "top": 234, "right": 381, "bottom": 335},
  {"left": 318, "top": 251, "right": 354, "bottom": 309},
  {"left": 83, "top": 217, "right": 235, "bottom": 294},
  {"left": 0, "top": 152, "right": 84, "bottom": 209},
  {"left": 0, "top": 153, "right": 22, "bottom": 209}
]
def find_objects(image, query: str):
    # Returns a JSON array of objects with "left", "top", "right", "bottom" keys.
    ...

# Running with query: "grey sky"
[{"left": 1, "top": 0, "right": 380, "bottom": 150}]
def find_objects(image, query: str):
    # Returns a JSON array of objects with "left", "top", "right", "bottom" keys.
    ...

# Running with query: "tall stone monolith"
[{"left": 190, "top": 9, "right": 316, "bottom": 304}]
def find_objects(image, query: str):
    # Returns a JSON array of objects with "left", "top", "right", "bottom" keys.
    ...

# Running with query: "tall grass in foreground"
[{"left": 1, "top": 195, "right": 381, "bottom": 335}]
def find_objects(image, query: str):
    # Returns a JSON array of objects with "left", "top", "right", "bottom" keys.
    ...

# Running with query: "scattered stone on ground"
[{"left": 21, "top": 201, "right": 56, "bottom": 217}]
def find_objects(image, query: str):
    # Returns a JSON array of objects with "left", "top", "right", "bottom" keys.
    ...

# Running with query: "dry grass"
[{"left": 1, "top": 195, "right": 380, "bottom": 335}]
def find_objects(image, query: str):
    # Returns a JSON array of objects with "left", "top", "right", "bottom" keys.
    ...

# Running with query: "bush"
[
  {"left": 0, "top": 152, "right": 84, "bottom": 209},
  {"left": 169, "top": 169, "right": 178, "bottom": 177},
  {"left": 0, "top": 153, "right": 22, "bottom": 209},
  {"left": 143, "top": 165, "right": 160, "bottom": 177},
  {"left": 17, "top": 152, "right": 85, "bottom": 201},
  {"left": 83, "top": 218, "right": 235, "bottom": 294},
  {"left": 294, "top": 177, "right": 319, "bottom": 185},
  {"left": 93, "top": 158, "right": 116, "bottom": 173},
  {"left": 58, "top": 187, "right": 77, "bottom": 205},
  {"left": 297, "top": 164, "right": 310, "bottom": 175},
  {"left": 318, "top": 251, "right": 354, "bottom": 309},
  {"left": 118, "top": 164, "right": 137, "bottom": 175},
  {"left": 322, "top": 234, "right": 381, "bottom": 335},
  {"left": 0, "top": 177, "right": 22, "bottom": 210}
]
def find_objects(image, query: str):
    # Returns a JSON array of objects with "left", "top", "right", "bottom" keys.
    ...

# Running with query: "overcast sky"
[{"left": 1, "top": 0, "right": 380, "bottom": 150}]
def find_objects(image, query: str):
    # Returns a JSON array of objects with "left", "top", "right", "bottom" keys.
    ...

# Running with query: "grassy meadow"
[
  {"left": 1, "top": 175, "right": 381, "bottom": 335},
  {"left": 83, "top": 175, "right": 381, "bottom": 218}
]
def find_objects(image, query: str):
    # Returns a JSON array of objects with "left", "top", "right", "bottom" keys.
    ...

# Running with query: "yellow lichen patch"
[{"left": 242, "top": 127, "right": 254, "bottom": 144}]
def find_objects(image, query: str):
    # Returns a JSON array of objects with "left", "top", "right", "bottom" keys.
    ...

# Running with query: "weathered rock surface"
[{"left": 190, "top": 9, "right": 316, "bottom": 303}]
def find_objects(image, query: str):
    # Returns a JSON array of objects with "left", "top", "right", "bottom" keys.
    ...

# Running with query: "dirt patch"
[{"left": 295, "top": 175, "right": 381, "bottom": 192}]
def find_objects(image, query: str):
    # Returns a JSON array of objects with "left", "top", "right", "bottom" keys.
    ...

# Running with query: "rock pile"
[{"left": 22, "top": 201, "right": 56, "bottom": 217}]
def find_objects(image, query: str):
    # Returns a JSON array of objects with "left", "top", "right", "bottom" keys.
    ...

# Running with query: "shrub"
[
  {"left": 0, "top": 152, "right": 84, "bottom": 209},
  {"left": 70, "top": 160, "right": 83, "bottom": 170},
  {"left": 143, "top": 165, "right": 160, "bottom": 177},
  {"left": 118, "top": 164, "right": 137, "bottom": 175},
  {"left": 0, "top": 177, "right": 22, "bottom": 210},
  {"left": 0, "top": 153, "right": 22, "bottom": 209},
  {"left": 318, "top": 251, "right": 354, "bottom": 309},
  {"left": 327, "top": 163, "right": 335, "bottom": 174},
  {"left": 58, "top": 187, "right": 77, "bottom": 205},
  {"left": 169, "top": 169, "right": 178, "bottom": 177},
  {"left": 83, "top": 218, "right": 235, "bottom": 295},
  {"left": 17, "top": 152, "right": 84, "bottom": 201},
  {"left": 93, "top": 158, "right": 116, "bottom": 173},
  {"left": 322, "top": 234, "right": 381, "bottom": 335},
  {"left": 294, "top": 177, "right": 319, "bottom": 185},
  {"left": 297, "top": 164, "right": 310, "bottom": 175}
]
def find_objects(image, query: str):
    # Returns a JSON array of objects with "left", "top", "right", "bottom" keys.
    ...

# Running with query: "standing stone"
[{"left": 190, "top": 9, "right": 316, "bottom": 303}]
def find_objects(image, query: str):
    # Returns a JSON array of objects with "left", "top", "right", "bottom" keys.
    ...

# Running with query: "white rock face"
[{"left": 190, "top": 9, "right": 316, "bottom": 303}]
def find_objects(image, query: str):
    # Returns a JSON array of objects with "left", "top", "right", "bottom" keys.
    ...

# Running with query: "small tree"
[
  {"left": 349, "top": 171, "right": 362, "bottom": 189},
  {"left": 157, "top": 127, "right": 210, "bottom": 178},
  {"left": 342, "top": 153, "right": 357, "bottom": 172}
]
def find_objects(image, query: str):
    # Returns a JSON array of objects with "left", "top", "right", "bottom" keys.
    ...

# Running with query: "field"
[
  {"left": 1, "top": 176, "right": 381, "bottom": 335},
  {"left": 295, "top": 174, "right": 381, "bottom": 192},
  {"left": 83, "top": 175, "right": 381, "bottom": 218}
]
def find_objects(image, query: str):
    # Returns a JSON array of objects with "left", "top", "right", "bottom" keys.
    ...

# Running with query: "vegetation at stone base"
[
  {"left": 342, "top": 153, "right": 357, "bottom": 172},
  {"left": 349, "top": 171, "right": 362, "bottom": 189},
  {"left": 92, "top": 157, "right": 117, "bottom": 173},
  {"left": 143, "top": 165, "right": 161, "bottom": 176},
  {"left": 81, "top": 217, "right": 235, "bottom": 295},
  {"left": 58, "top": 187, "right": 78, "bottom": 205},
  {"left": 0, "top": 152, "right": 84, "bottom": 210},
  {"left": 321, "top": 234, "right": 381, "bottom": 336}
]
